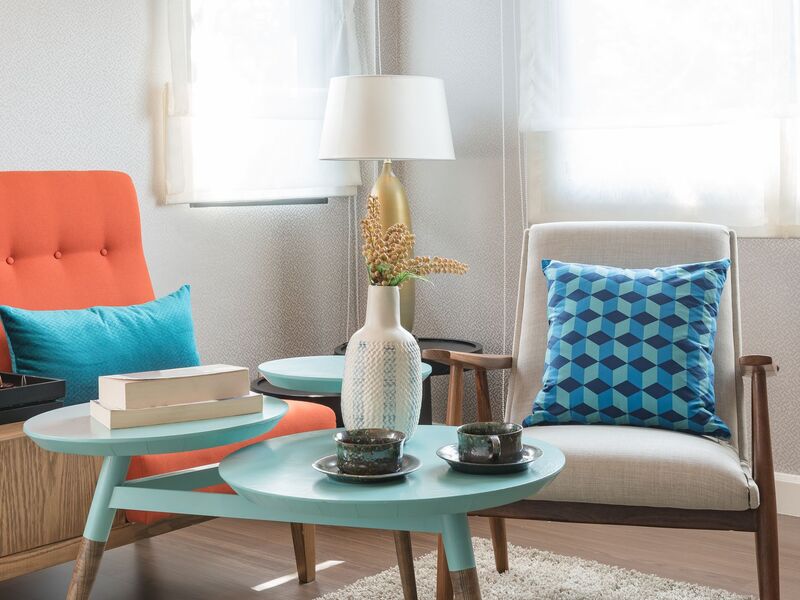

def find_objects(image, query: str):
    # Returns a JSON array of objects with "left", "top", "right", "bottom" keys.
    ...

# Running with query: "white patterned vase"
[{"left": 341, "top": 285, "right": 422, "bottom": 439}]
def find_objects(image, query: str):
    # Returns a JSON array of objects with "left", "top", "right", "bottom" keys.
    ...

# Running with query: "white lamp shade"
[{"left": 319, "top": 75, "right": 455, "bottom": 161}]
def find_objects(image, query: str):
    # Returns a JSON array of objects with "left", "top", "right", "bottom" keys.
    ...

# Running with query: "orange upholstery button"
[
  {"left": 100, "top": 248, "right": 108, "bottom": 256},
  {"left": 54, "top": 251, "right": 62, "bottom": 259},
  {"left": 5, "top": 257, "right": 13, "bottom": 265}
]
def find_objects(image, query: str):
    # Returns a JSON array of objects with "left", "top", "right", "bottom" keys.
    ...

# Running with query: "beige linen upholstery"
[
  {"left": 505, "top": 222, "right": 756, "bottom": 510},
  {"left": 527, "top": 425, "right": 758, "bottom": 510}
]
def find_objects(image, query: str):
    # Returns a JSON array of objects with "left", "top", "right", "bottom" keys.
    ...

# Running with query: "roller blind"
[
  {"left": 165, "top": 0, "right": 363, "bottom": 205},
  {"left": 519, "top": 0, "right": 800, "bottom": 235}
]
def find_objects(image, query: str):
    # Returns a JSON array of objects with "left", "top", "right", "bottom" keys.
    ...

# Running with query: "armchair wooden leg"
[
  {"left": 750, "top": 364, "right": 780, "bottom": 599},
  {"left": 290, "top": 523, "right": 315, "bottom": 584},
  {"left": 488, "top": 517, "right": 508, "bottom": 573},
  {"left": 393, "top": 531, "right": 418, "bottom": 600},
  {"left": 755, "top": 509, "right": 780, "bottom": 600},
  {"left": 474, "top": 368, "right": 493, "bottom": 422},
  {"left": 436, "top": 535, "right": 454, "bottom": 600},
  {"left": 446, "top": 367, "right": 465, "bottom": 426}
]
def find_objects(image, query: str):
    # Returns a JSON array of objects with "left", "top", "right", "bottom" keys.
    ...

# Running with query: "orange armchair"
[{"left": 0, "top": 171, "right": 335, "bottom": 580}]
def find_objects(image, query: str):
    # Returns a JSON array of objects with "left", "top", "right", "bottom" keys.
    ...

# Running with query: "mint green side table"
[
  {"left": 257, "top": 355, "right": 433, "bottom": 427},
  {"left": 24, "top": 396, "right": 289, "bottom": 600},
  {"left": 220, "top": 425, "right": 565, "bottom": 600},
  {"left": 259, "top": 355, "right": 432, "bottom": 394}
]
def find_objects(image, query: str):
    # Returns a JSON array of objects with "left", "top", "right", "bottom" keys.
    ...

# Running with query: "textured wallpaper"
[{"left": 738, "top": 239, "right": 800, "bottom": 474}]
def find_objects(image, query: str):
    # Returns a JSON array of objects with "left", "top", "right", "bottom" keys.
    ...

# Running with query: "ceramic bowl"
[{"left": 334, "top": 428, "right": 406, "bottom": 475}]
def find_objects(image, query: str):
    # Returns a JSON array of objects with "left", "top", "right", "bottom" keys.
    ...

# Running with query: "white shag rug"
[{"left": 315, "top": 537, "right": 753, "bottom": 600}]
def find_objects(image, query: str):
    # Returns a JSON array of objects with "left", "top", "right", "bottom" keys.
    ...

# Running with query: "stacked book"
[{"left": 90, "top": 364, "right": 262, "bottom": 428}]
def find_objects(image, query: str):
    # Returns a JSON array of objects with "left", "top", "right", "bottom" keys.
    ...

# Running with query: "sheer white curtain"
[
  {"left": 165, "top": 0, "right": 363, "bottom": 204},
  {"left": 519, "top": 0, "right": 800, "bottom": 235}
]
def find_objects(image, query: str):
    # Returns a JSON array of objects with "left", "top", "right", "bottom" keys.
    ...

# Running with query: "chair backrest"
[
  {"left": 506, "top": 221, "right": 744, "bottom": 451},
  {"left": 0, "top": 171, "right": 154, "bottom": 370}
]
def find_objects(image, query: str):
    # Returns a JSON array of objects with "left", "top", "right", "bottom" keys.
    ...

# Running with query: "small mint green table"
[
  {"left": 257, "top": 355, "right": 434, "bottom": 427},
  {"left": 220, "top": 425, "right": 565, "bottom": 600},
  {"left": 24, "top": 395, "right": 289, "bottom": 600},
  {"left": 259, "top": 355, "right": 433, "bottom": 394}
]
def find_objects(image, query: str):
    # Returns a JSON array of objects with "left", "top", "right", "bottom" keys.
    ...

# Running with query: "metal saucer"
[
  {"left": 312, "top": 454, "right": 421, "bottom": 484},
  {"left": 436, "top": 443, "right": 542, "bottom": 475}
]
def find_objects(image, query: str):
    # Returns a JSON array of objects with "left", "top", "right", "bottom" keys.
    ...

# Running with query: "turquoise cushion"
[
  {"left": 524, "top": 259, "right": 731, "bottom": 438},
  {"left": 0, "top": 285, "right": 200, "bottom": 405}
]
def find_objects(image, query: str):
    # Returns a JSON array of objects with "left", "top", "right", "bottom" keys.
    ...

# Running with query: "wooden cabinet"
[
  {"left": 0, "top": 422, "right": 205, "bottom": 581},
  {"left": 0, "top": 422, "right": 125, "bottom": 579}
]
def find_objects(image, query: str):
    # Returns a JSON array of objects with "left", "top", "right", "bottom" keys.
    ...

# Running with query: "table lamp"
[{"left": 319, "top": 75, "right": 455, "bottom": 331}]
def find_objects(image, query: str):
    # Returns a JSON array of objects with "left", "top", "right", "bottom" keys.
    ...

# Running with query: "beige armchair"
[{"left": 426, "top": 222, "right": 779, "bottom": 600}]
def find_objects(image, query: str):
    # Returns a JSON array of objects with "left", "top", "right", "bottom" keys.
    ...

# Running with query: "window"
[
  {"left": 165, "top": 0, "right": 363, "bottom": 205},
  {"left": 519, "top": 0, "right": 800, "bottom": 235}
]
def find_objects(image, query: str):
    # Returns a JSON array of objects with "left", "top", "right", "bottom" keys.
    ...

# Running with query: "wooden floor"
[{"left": 2, "top": 515, "right": 798, "bottom": 599}]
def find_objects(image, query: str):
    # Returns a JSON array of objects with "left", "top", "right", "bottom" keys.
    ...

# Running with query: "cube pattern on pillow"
[{"left": 524, "top": 259, "right": 731, "bottom": 438}]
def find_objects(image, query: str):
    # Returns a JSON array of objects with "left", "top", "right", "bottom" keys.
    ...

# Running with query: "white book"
[
  {"left": 98, "top": 364, "right": 250, "bottom": 410},
  {"left": 89, "top": 392, "right": 263, "bottom": 429}
]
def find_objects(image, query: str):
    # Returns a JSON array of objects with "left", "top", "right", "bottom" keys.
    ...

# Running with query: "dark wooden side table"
[
  {"left": 250, "top": 379, "right": 345, "bottom": 426},
  {"left": 251, "top": 338, "right": 482, "bottom": 428}
]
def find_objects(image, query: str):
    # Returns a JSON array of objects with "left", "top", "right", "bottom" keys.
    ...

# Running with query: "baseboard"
[{"left": 776, "top": 472, "right": 800, "bottom": 517}]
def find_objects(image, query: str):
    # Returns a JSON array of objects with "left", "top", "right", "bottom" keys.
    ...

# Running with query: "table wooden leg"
[
  {"left": 68, "top": 455, "right": 131, "bottom": 600},
  {"left": 488, "top": 517, "right": 508, "bottom": 573},
  {"left": 436, "top": 536, "right": 454, "bottom": 600},
  {"left": 393, "top": 531, "right": 418, "bottom": 600},
  {"left": 67, "top": 538, "right": 105, "bottom": 600},
  {"left": 290, "top": 523, "right": 316, "bottom": 583},
  {"left": 450, "top": 568, "right": 481, "bottom": 600},
  {"left": 440, "top": 513, "right": 481, "bottom": 600}
]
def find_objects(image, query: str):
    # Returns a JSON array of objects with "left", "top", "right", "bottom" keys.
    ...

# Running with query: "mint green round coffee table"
[
  {"left": 25, "top": 402, "right": 564, "bottom": 600},
  {"left": 219, "top": 425, "right": 565, "bottom": 600}
]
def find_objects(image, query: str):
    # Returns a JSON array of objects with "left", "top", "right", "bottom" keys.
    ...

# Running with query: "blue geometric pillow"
[{"left": 523, "top": 259, "right": 731, "bottom": 438}]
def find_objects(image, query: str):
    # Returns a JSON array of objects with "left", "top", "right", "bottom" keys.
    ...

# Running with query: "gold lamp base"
[{"left": 370, "top": 160, "right": 415, "bottom": 332}]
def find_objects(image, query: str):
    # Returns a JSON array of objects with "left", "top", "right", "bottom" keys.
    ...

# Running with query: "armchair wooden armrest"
[
  {"left": 422, "top": 349, "right": 511, "bottom": 427},
  {"left": 739, "top": 355, "right": 778, "bottom": 479},
  {"left": 740, "top": 354, "right": 779, "bottom": 376},
  {"left": 422, "top": 349, "right": 512, "bottom": 371}
]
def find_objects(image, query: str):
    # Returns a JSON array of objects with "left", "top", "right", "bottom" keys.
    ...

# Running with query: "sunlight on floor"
[{"left": 251, "top": 560, "right": 345, "bottom": 591}]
